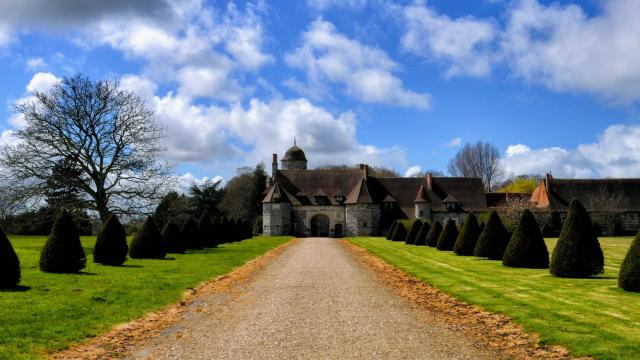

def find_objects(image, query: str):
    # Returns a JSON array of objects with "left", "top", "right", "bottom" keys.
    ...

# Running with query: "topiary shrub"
[
  {"left": 0, "top": 227, "right": 20, "bottom": 288},
  {"left": 550, "top": 199, "right": 604, "bottom": 278},
  {"left": 619, "top": 231, "right": 640, "bottom": 292},
  {"left": 198, "top": 211, "right": 215, "bottom": 248},
  {"left": 426, "top": 221, "right": 442, "bottom": 247},
  {"left": 454, "top": 214, "right": 480, "bottom": 256},
  {"left": 93, "top": 214, "right": 128, "bottom": 266},
  {"left": 163, "top": 220, "right": 185, "bottom": 254},
  {"left": 502, "top": 210, "right": 549, "bottom": 268},
  {"left": 414, "top": 222, "right": 431, "bottom": 246},
  {"left": 129, "top": 217, "right": 166, "bottom": 259},
  {"left": 474, "top": 211, "right": 509, "bottom": 260},
  {"left": 386, "top": 222, "right": 398, "bottom": 240},
  {"left": 391, "top": 221, "right": 408, "bottom": 242},
  {"left": 405, "top": 220, "right": 423, "bottom": 245},
  {"left": 437, "top": 219, "right": 459, "bottom": 251},
  {"left": 39, "top": 210, "right": 86, "bottom": 273},
  {"left": 182, "top": 217, "right": 201, "bottom": 249}
]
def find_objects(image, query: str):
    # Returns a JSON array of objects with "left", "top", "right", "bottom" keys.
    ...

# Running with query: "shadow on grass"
[
  {"left": 78, "top": 271, "right": 98, "bottom": 276},
  {"left": 0, "top": 285, "right": 32, "bottom": 292},
  {"left": 118, "top": 264, "right": 143, "bottom": 268}
]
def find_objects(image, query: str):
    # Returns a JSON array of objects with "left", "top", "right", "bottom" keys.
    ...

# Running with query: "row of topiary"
[
  {"left": 0, "top": 209, "right": 253, "bottom": 288},
  {"left": 386, "top": 199, "right": 640, "bottom": 293}
]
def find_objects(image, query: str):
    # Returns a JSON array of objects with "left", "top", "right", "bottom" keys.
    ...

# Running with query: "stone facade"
[
  {"left": 263, "top": 202, "right": 291, "bottom": 236},
  {"left": 346, "top": 204, "right": 381, "bottom": 236}
]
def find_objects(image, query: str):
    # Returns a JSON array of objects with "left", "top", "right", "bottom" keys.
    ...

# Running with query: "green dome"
[{"left": 282, "top": 145, "right": 308, "bottom": 162}]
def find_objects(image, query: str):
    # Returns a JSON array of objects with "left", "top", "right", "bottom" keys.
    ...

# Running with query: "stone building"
[{"left": 262, "top": 143, "right": 488, "bottom": 237}]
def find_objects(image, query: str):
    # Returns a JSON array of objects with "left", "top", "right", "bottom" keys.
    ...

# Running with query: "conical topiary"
[
  {"left": 426, "top": 221, "right": 442, "bottom": 247},
  {"left": 129, "top": 217, "right": 166, "bottom": 259},
  {"left": 405, "top": 220, "right": 423, "bottom": 245},
  {"left": 39, "top": 210, "right": 86, "bottom": 273},
  {"left": 414, "top": 222, "right": 431, "bottom": 246},
  {"left": 386, "top": 222, "right": 398, "bottom": 240},
  {"left": 93, "top": 214, "right": 128, "bottom": 266},
  {"left": 182, "top": 217, "right": 201, "bottom": 250},
  {"left": 0, "top": 227, "right": 20, "bottom": 288},
  {"left": 436, "top": 219, "right": 459, "bottom": 251},
  {"left": 474, "top": 211, "right": 509, "bottom": 260},
  {"left": 454, "top": 214, "right": 480, "bottom": 256},
  {"left": 619, "top": 231, "right": 640, "bottom": 292},
  {"left": 211, "top": 218, "right": 223, "bottom": 246},
  {"left": 198, "top": 212, "right": 216, "bottom": 248},
  {"left": 391, "top": 221, "right": 408, "bottom": 242},
  {"left": 503, "top": 210, "right": 549, "bottom": 268},
  {"left": 550, "top": 199, "right": 604, "bottom": 278},
  {"left": 163, "top": 220, "right": 185, "bottom": 254}
]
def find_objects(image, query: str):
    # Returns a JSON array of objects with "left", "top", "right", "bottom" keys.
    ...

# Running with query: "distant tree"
[
  {"left": 315, "top": 164, "right": 402, "bottom": 177},
  {"left": 414, "top": 222, "right": 431, "bottom": 246},
  {"left": 454, "top": 214, "right": 480, "bottom": 256},
  {"left": 153, "top": 191, "right": 191, "bottom": 230},
  {"left": 93, "top": 214, "right": 128, "bottom": 266},
  {"left": 189, "top": 180, "right": 224, "bottom": 219},
  {"left": 437, "top": 219, "right": 459, "bottom": 251},
  {"left": 0, "top": 227, "right": 20, "bottom": 288},
  {"left": 497, "top": 177, "right": 540, "bottom": 194},
  {"left": 619, "top": 231, "right": 640, "bottom": 292},
  {"left": 405, "top": 220, "right": 422, "bottom": 245},
  {"left": 182, "top": 217, "right": 202, "bottom": 250},
  {"left": 426, "top": 221, "right": 443, "bottom": 247},
  {"left": 162, "top": 220, "right": 185, "bottom": 254},
  {"left": 586, "top": 186, "right": 627, "bottom": 236},
  {"left": 474, "top": 211, "right": 509, "bottom": 260},
  {"left": 502, "top": 210, "right": 549, "bottom": 269},
  {"left": 129, "top": 217, "right": 166, "bottom": 259},
  {"left": 39, "top": 210, "right": 86, "bottom": 273},
  {"left": 218, "top": 163, "right": 268, "bottom": 223},
  {"left": 198, "top": 211, "right": 215, "bottom": 248},
  {"left": 447, "top": 141, "right": 504, "bottom": 191}
]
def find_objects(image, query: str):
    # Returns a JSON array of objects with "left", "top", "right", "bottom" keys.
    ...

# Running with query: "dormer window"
[{"left": 442, "top": 195, "right": 460, "bottom": 212}]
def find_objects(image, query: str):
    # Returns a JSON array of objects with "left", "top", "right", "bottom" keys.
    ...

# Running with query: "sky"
[{"left": 1, "top": 0, "right": 640, "bottom": 189}]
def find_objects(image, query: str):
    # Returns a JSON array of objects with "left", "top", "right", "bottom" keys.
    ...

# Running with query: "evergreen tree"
[
  {"left": 93, "top": 214, "right": 128, "bottom": 266},
  {"left": 426, "top": 221, "right": 442, "bottom": 247},
  {"left": 404, "top": 220, "right": 423, "bottom": 245},
  {"left": 0, "top": 227, "right": 20, "bottom": 288},
  {"left": 503, "top": 210, "right": 549, "bottom": 268},
  {"left": 619, "top": 231, "right": 640, "bottom": 292},
  {"left": 436, "top": 219, "right": 459, "bottom": 251},
  {"left": 414, "top": 221, "right": 431, "bottom": 246},
  {"left": 474, "top": 211, "right": 509, "bottom": 260},
  {"left": 198, "top": 211, "right": 216, "bottom": 248},
  {"left": 129, "top": 217, "right": 166, "bottom": 259},
  {"left": 386, "top": 221, "right": 398, "bottom": 240},
  {"left": 39, "top": 210, "right": 86, "bottom": 273},
  {"left": 454, "top": 214, "right": 481, "bottom": 256},
  {"left": 391, "top": 221, "right": 408, "bottom": 242},
  {"left": 182, "top": 217, "right": 201, "bottom": 250},
  {"left": 163, "top": 220, "right": 185, "bottom": 254},
  {"left": 550, "top": 199, "right": 604, "bottom": 277}
]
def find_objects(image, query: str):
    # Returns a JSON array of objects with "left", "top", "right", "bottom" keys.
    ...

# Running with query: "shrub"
[
  {"left": 405, "top": 220, "right": 422, "bottom": 245},
  {"left": 437, "top": 219, "right": 459, "bottom": 251},
  {"left": 502, "top": 210, "right": 549, "bottom": 268},
  {"left": 386, "top": 222, "right": 398, "bottom": 240},
  {"left": 550, "top": 199, "right": 604, "bottom": 278},
  {"left": 39, "top": 210, "right": 86, "bottom": 273},
  {"left": 0, "top": 227, "right": 20, "bottom": 288},
  {"left": 163, "top": 220, "right": 185, "bottom": 254},
  {"left": 93, "top": 214, "right": 128, "bottom": 266},
  {"left": 182, "top": 217, "right": 201, "bottom": 249},
  {"left": 619, "top": 231, "right": 640, "bottom": 292},
  {"left": 426, "top": 221, "right": 442, "bottom": 247},
  {"left": 454, "top": 214, "right": 480, "bottom": 256},
  {"left": 414, "top": 222, "right": 431, "bottom": 246},
  {"left": 391, "top": 221, "right": 408, "bottom": 242},
  {"left": 129, "top": 217, "right": 166, "bottom": 259},
  {"left": 474, "top": 211, "right": 509, "bottom": 260},
  {"left": 241, "top": 219, "right": 253, "bottom": 240},
  {"left": 198, "top": 211, "right": 216, "bottom": 248},
  {"left": 253, "top": 217, "right": 263, "bottom": 235}
]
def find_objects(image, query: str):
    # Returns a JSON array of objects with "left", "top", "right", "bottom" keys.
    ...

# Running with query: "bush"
[
  {"left": 437, "top": 219, "right": 459, "bottom": 251},
  {"left": 198, "top": 211, "right": 216, "bottom": 248},
  {"left": 386, "top": 222, "right": 398, "bottom": 240},
  {"left": 474, "top": 211, "right": 509, "bottom": 260},
  {"left": 0, "top": 227, "right": 20, "bottom": 288},
  {"left": 182, "top": 217, "right": 201, "bottom": 249},
  {"left": 39, "top": 210, "right": 86, "bottom": 273},
  {"left": 253, "top": 217, "right": 263, "bottom": 235},
  {"left": 454, "top": 214, "right": 480, "bottom": 256},
  {"left": 426, "top": 221, "right": 442, "bottom": 247},
  {"left": 93, "top": 214, "right": 128, "bottom": 266},
  {"left": 163, "top": 220, "right": 185, "bottom": 254},
  {"left": 502, "top": 210, "right": 549, "bottom": 269},
  {"left": 391, "top": 221, "right": 408, "bottom": 242},
  {"left": 129, "top": 217, "right": 166, "bottom": 259},
  {"left": 619, "top": 231, "right": 640, "bottom": 292},
  {"left": 414, "top": 222, "right": 431, "bottom": 246},
  {"left": 550, "top": 199, "right": 604, "bottom": 278},
  {"left": 405, "top": 220, "right": 422, "bottom": 245}
]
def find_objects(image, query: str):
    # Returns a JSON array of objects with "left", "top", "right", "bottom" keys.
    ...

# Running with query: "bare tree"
[
  {"left": 0, "top": 74, "right": 172, "bottom": 221},
  {"left": 447, "top": 141, "right": 504, "bottom": 191},
  {"left": 585, "top": 186, "right": 627, "bottom": 234}
]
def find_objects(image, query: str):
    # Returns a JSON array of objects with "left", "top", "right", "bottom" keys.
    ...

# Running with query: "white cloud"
[
  {"left": 119, "top": 74, "right": 158, "bottom": 104},
  {"left": 25, "top": 57, "right": 46, "bottom": 70},
  {"left": 404, "top": 165, "right": 422, "bottom": 177},
  {"left": 0, "top": 24, "right": 12, "bottom": 47},
  {"left": 285, "top": 19, "right": 430, "bottom": 109},
  {"left": 177, "top": 172, "right": 224, "bottom": 194},
  {"left": 502, "top": 124, "right": 640, "bottom": 178},
  {"left": 25, "top": 72, "right": 60, "bottom": 93},
  {"left": 307, "top": 0, "right": 367, "bottom": 11},
  {"left": 447, "top": 137, "right": 462, "bottom": 147},
  {"left": 0, "top": 130, "right": 17, "bottom": 147}
]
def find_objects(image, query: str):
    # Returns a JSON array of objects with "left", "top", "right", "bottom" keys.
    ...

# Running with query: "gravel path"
[{"left": 129, "top": 238, "right": 501, "bottom": 360}]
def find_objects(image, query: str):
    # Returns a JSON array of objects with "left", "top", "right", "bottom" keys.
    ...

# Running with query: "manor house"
[{"left": 262, "top": 143, "right": 488, "bottom": 237}]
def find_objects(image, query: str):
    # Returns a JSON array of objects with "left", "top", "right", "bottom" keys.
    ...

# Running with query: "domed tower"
[{"left": 281, "top": 141, "right": 308, "bottom": 170}]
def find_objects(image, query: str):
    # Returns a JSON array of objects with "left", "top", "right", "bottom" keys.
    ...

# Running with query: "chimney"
[
  {"left": 545, "top": 172, "right": 553, "bottom": 191},
  {"left": 364, "top": 164, "right": 369, "bottom": 179},
  {"left": 426, "top": 172, "right": 433, "bottom": 190},
  {"left": 359, "top": 164, "right": 365, "bottom": 170},
  {"left": 272, "top": 154, "right": 278, "bottom": 178}
]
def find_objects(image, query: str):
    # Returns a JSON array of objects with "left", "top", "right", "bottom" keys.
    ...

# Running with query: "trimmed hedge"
[
  {"left": 426, "top": 221, "right": 442, "bottom": 247},
  {"left": 386, "top": 222, "right": 398, "bottom": 240},
  {"left": 405, "top": 220, "right": 423, "bottom": 245},
  {"left": 454, "top": 214, "right": 480, "bottom": 256},
  {"left": 502, "top": 210, "right": 549, "bottom": 269},
  {"left": 0, "top": 227, "right": 20, "bottom": 288},
  {"left": 198, "top": 211, "right": 216, "bottom": 248},
  {"left": 414, "top": 222, "right": 431, "bottom": 246},
  {"left": 436, "top": 219, "right": 458, "bottom": 251},
  {"left": 183, "top": 217, "right": 203, "bottom": 250},
  {"left": 163, "top": 220, "right": 185, "bottom": 254},
  {"left": 619, "top": 231, "right": 640, "bottom": 292},
  {"left": 93, "top": 214, "right": 128, "bottom": 266},
  {"left": 474, "top": 211, "right": 509, "bottom": 260},
  {"left": 129, "top": 217, "right": 166, "bottom": 259},
  {"left": 391, "top": 221, "right": 408, "bottom": 242},
  {"left": 550, "top": 199, "right": 604, "bottom": 278},
  {"left": 39, "top": 210, "right": 86, "bottom": 273}
]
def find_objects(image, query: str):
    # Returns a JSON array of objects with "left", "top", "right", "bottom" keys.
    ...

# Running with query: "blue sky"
[{"left": 1, "top": 0, "right": 639, "bottom": 188}]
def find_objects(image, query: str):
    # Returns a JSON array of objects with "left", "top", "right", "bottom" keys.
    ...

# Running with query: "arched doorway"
[{"left": 310, "top": 214, "right": 330, "bottom": 237}]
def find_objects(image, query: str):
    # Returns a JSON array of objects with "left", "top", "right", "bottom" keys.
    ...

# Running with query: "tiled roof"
[{"left": 546, "top": 178, "right": 640, "bottom": 211}]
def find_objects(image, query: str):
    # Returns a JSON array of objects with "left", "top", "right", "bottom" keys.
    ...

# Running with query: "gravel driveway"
[{"left": 129, "top": 238, "right": 501, "bottom": 360}]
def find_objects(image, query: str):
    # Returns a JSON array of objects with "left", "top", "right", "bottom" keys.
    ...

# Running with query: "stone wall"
[
  {"left": 346, "top": 204, "right": 381, "bottom": 236},
  {"left": 263, "top": 203, "right": 291, "bottom": 236},
  {"left": 291, "top": 205, "right": 346, "bottom": 237}
]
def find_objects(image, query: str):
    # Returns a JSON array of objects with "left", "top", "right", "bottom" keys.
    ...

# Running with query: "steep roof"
[
  {"left": 545, "top": 178, "right": 640, "bottom": 211},
  {"left": 414, "top": 185, "right": 430, "bottom": 203},
  {"left": 345, "top": 178, "right": 374, "bottom": 204},
  {"left": 269, "top": 169, "right": 364, "bottom": 206},
  {"left": 262, "top": 181, "right": 291, "bottom": 203},
  {"left": 282, "top": 145, "right": 308, "bottom": 162}
]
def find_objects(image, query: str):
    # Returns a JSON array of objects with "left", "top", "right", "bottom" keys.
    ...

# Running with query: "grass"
[
  {"left": 348, "top": 237, "right": 640, "bottom": 360},
  {"left": 1, "top": 235, "right": 292, "bottom": 360}
]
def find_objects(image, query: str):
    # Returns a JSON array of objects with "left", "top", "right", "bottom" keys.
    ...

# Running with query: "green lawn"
[
  {"left": 348, "top": 237, "right": 640, "bottom": 360},
  {"left": 1, "top": 235, "right": 292, "bottom": 360}
]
